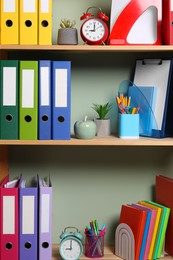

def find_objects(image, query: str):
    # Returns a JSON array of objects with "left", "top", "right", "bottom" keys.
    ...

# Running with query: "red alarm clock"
[{"left": 80, "top": 7, "right": 109, "bottom": 45}]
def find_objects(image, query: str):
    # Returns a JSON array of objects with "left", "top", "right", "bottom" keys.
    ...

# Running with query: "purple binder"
[
  {"left": 38, "top": 176, "right": 52, "bottom": 260},
  {"left": 19, "top": 176, "right": 38, "bottom": 260}
]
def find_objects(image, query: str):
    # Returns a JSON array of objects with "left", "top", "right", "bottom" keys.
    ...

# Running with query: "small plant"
[
  {"left": 92, "top": 102, "right": 112, "bottom": 119},
  {"left": 60, "top": 19, "right": 76, "bottom": 29}
]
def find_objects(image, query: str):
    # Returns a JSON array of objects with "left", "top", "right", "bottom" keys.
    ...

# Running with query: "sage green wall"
[{"left": 8, "top": 0, "right": 173, "bottom": 246}]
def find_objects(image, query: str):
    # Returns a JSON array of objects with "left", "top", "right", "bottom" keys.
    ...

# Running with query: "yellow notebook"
[{"left": 138, "top": 201, "right": 161, "bottom": 260}]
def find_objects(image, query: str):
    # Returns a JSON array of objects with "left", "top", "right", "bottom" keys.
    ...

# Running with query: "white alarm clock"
[{"left": 59, "top": 227, "right": 83, "bottom": 260}]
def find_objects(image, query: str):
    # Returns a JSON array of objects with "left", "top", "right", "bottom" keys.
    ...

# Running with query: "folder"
[
  {"left": 19, "top": 0, "right": 38, "bottom": 44},
  {"left": 132, "top": 204, "right": 152, "bottom": 260},
  {"left": 38, "top": 176, "right": 52, "bottom": 260},
  {"left": 38, "top": 0, "right": 52, "bottom": 45},
  {"left": 162, "top": 0, "right": 173, "bottom": 45},
  {"left": 135, "top": 204, "right": 157, "bottom": 260},
  {"left": 143, "top": 201, "right": 170, "bottom": 259},
  {"left": 0, "top": 60, "right": 19, "bottom": 139},
  {"left": 0, "top": 176, "right": 19, "bottom": 260},
  {"left": 133, "top": 59, "right": 173, "bottom": 138},
  {"left": 128, "top": 86, "right": 157, "bottom": 137},
  {"left": 19, "top": 176, "right": 38, "bottom": 260},
  {"left": 52, "top": 61, "right": 71, "bottom": 140},
  {"left": 156, "top": 175, "right": 173, "bottom": 256},
  {"left": 19, "top": 61, "right": 38, "bottom": 140},
  {"left": 38, "top": 60, "right": 51, "bottom": 140},
  {"left": 0, "top": 0, "right": 19, "bottom": 44},
  {"left": 119, "top": 204, "right": 147, "bottom": 260},
  {"left": 139, "top": 201, "right": 161, "bottom": 260},
  {"left": 109, "top": 0, "right": 162, "bottom": 45}
]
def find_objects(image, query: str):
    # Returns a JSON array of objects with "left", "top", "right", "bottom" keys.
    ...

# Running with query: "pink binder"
[{"left": 0, "top": 176, "right": 19, "bottom": 260}]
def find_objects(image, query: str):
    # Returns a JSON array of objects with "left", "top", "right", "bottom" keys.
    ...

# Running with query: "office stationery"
[
  {"left": 19, "top": 61, "right": 38, "bottom": 140},
  {"left": 141, "top": 201, "right": 170, "bottom": 259},
  {"left": 115, "top": 223, "right": 134, "bottom": 260},
  {"left": 19, "top": 176, "right": 38, "bottom": 260},
  {"left": 135, "top": 204, "right": 157, "bottom": 260},
  {"left": 109, "top": 0, "right": 162, "bottom": 45},
  {"left": 19, "top": 0, "right": 38, "bottom": 44},
  {"left": 119, "top": 113, "right": 139, "bottom": 139},
  {"left": 162, "top": 0, "right": 173, "bottom": 45},
  {"left": 38, "top": 60, "right": 51, "bottom": 140},
  {"left": 156, "top": 175, "right": 173, "bottom": 256},
  {"left": 138, "top": 201, "right": 161, "bottom": 259},
  {"left": 128, "top": 86, "right": 157, "bottom": 137},
  {"left": 0, "top": 60, "right": 19, "bottom": 139},
  {"left": 0, "top": 0, "right": 19, "bottom": 44},
  {"left": 52, "top": 61, "right": 71, "bottom": 140},
  {"left": 132, "top": 204, "right": 152, "bottom": 260},
  {"left": 0, "top": 176, "right": 19, "bottom": 260},
  {"left": 38, "top": 0, "right": 52, "bottom": 45},
  {"left": 38, "top": 176, "right": 52, "bottom": 260},
  {"left": 119, "top": 204, "right": 147, "bottom": 260},
  {"left": 133, "top": 59, "right": 173, "bottom": 138}
]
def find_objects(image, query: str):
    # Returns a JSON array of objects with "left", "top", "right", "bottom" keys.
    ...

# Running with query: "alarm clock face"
[
  {"left": 81, "top": 18, "right": 108, "bottom": 45},
  {"left": 60, "top": 237, "right": 82, "bottom": 260}
]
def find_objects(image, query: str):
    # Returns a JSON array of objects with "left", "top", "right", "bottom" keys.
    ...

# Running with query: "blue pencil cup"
[{"left": 119, "top": 114, "right": 139, "bottom": 139}]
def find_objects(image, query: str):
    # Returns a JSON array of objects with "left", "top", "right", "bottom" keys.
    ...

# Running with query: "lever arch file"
[
  {"left": 0, "top": 60, "right": 19, "bottom": 139},
  {"left": 52, "top": 61, "right": 71, "bottom": 140}
]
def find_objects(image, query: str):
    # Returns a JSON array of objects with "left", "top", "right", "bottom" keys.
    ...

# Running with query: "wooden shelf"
[
  {"left": 1, "top": 44, "right": 173, "bottom": 52},
  {"left": 0, "top": 136, "right": 173, "bottom": 146},
  {"left": 52, "top": 245, "right": 173, "bottom": 260}
]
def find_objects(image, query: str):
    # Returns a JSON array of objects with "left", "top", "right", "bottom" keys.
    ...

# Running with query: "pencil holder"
[
  {"left": 85, "top": 232, "right": 105, "bottom": 258},
  {"left": 119, "top": 114, "right": 139, "bottom": 139}
]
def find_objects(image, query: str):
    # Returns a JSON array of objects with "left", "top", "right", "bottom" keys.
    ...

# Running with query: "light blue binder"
[
  {"left": 52, "top": 61, "right": 71, "bottom": 140},
  {"left": 38, "top": 60, "right": 51, "bottom": 140}
]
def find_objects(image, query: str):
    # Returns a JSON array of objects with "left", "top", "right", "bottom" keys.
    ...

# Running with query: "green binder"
[
  {"left": 19, "top": 61, "right": 38, "bottom": 140},
  {"left": 0, "top": 60, "right": 19, "bottom": 139}
]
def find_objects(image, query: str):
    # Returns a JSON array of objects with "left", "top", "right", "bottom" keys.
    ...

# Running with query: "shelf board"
[
  {"left": 0, "top": 136, "right": 173, "bottom": 146},
  {"left": 1, "top": 44, "right": 173, "bottom": 52},
  {"left": 52, "top": 244, "right": 172, "bottom": 260}
]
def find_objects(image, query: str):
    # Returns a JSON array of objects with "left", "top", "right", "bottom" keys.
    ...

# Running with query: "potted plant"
[
  {"left": 92, "top": 102, "right": 112, "bottom": 136},
  {"left": 57, "top": 19, "right": 78, "bottom": 45}
]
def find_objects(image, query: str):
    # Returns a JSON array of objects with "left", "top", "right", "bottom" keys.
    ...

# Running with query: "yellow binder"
[
  {"left": 1, "top": 0, "right": 19, "bottom": 44},
  {"left": 39, "top": 0, "right": 52, "bottom": 45},
  {"left": 19, "top": 0, "right": 38, "bottom": 44}
]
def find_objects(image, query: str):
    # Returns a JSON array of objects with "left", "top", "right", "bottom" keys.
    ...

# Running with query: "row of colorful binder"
[
  {"left": 0, "top": 60, "right": 71, "bottom": 140},
  {"left": 116, "top": 200, "right": 170, "bottom": 260},
  {"left": 0, "top": 0, "right": 52, "bottom": 45},
  {"left": 0, "top": 175, "right": 52, "bottom": 260}
]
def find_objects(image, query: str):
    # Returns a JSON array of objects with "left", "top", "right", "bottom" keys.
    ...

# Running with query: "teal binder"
[{"left": 0, "top": 60, "right": 19, "bottom": 139}]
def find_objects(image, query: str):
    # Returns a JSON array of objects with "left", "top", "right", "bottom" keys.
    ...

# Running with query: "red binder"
[
  {"left": 119, "top": 204, "right": 147, "bottom": 260},
  {"left": 109, "top": 0, "right": 162, "bottom": 45},
  {"left": 156, "top": 175, "right": 173, "bottom": 256},
  {"left": 162, "top": 0, "right": 173, "bottom": 44},
  {"left": 0, "top": 176, "right": 19, "bottom": 260}
]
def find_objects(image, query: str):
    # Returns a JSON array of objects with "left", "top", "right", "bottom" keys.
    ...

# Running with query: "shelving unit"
[{"left": 1, "top": 44, "right": 173, "bottom": 260}]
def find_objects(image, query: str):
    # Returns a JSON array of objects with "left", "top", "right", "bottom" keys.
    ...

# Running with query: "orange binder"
[
  {"left": 109, "top": 0, "right": 162, "bottom": 45},
  {"left": 162, "top": 0, "right": 173, "bottom": 45},
  {"left": 156, "top": 175, "right": 173, "bottom": 256},
  {"left": 119, "top": 204, "right": 147, "bottom": 260}
]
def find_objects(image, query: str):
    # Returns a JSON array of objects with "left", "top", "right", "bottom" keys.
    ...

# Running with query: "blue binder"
[
  {"left": 38, "top": 60, "right": 51, "bottom": 140},
  {"left": 52, "top": 61, "right": 71, "bottom": 140}
]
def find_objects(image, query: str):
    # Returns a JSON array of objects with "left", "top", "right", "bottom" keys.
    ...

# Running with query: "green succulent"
[
  {"left": 60, "top": 19, "right": 76, "bottom": 29},
  {"left": 92, "top": 102, "right": 112, "bottom": 119}
]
